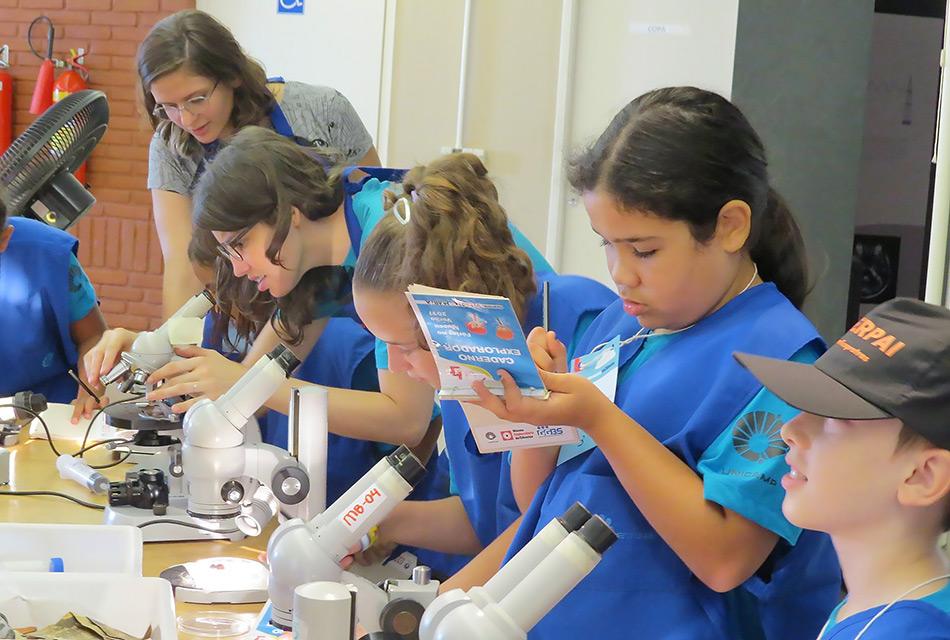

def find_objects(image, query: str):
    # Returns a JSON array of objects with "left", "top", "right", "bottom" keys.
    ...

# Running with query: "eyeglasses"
[
  {"left": 152, "top": 81, "right": 219, "bottom": 121},
  {"left": 215, "top": 226, "right": 253, "bottom": 262}
]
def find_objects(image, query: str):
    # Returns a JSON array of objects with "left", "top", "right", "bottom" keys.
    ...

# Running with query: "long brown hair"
[
  {"left": 354, "top": 153, "right": 537, "bottom": 347},
  {"left": 189, "top": 126, "right": 346, "bottom": 348},
  {"left": 137, "top": 9, "right": 275, "bottom": 158}
]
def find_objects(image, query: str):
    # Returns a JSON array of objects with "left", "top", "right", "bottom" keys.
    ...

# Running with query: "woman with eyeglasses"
[
  {"left": 138, "top": 9, "right": 380, "bottom": 319},
  {"left": 84, "top": 129, "right": 565, "bottom": 469}
]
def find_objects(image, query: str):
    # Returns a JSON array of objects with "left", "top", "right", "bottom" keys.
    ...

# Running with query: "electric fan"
[{"left": 0, "top": 89, "right": 108, "bottom": 230}]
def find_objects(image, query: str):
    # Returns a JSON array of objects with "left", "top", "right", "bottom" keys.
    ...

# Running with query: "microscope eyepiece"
[
  {"left": 386, "top": 445, "right": 427, "bottom": 487},
  {"left": 267, "top": 344, "right": 302, "bottom": 376},
  {"left": 575, "top": 514, "right": 618, "bottom": 556},
  {"left": 556, "top": 502, "right": 592, "bottom": 534}
]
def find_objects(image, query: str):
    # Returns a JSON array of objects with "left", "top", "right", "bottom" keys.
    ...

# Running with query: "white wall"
[{"left": 196, "top": 0, "right": 386, "bottom": 141}]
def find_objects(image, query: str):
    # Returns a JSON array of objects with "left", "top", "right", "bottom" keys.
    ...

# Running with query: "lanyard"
[{"left": 816, "top": 574, "right": 950, "bottom": 639}]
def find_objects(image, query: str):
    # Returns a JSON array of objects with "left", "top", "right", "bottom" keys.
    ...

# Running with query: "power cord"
[
  {"left": 0, "top": 399, "right": 140, "bottom": 467},
  {"left": 136, "top": 519, "right": 239, "bottom": 535},
  {"left": 0, "top": 489, "right": 104, "bottom": 511}
]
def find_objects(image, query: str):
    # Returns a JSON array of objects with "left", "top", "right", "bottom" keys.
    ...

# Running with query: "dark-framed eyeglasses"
[
  {"left": 152, "top": 80, "right": 219, "bottom": 121},
  {"left": 215, "top": 225, "right": 253, "bottom": 262}
]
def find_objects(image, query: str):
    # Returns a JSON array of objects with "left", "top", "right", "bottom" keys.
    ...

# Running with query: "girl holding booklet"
[
  {"left": 81, "top": 134, "right": 584, "bottom": 520},
  {"left": 469, "top": 87, "right": 842, "bottom": 640},
  {"left": 349, "top": 153, "right": 616, "bottom": 567}
]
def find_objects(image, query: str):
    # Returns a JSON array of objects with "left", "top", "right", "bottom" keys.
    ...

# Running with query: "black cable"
[
  {"left": 0, "top": 403, "right": 62, "bottom": 457},
  {"left": 88, "top": 448, "right": 133, "bottom": 470},
  {"left": 136, "top": 519, "right": 239, "bottom": 535},
  {"left": 27, "top": 15, "right": 54, "bottom": 61},
  {"left": 0, "top": 401, "right": 138, "bottom": 473},
  {"left": 0, "top": 489, "right": 104, "bottom": 511},
  {"left": 81, "top": 393, "right": 146, "bottom": 458}
]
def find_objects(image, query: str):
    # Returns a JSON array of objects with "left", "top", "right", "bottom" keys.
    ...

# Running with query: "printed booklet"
[{"left": 406, "top": 284, "right": 580, "bottom": 452}]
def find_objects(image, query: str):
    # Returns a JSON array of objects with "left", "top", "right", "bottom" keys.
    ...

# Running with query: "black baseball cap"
[{"left": 733, "top": 298, "right": 950, "bottom": 449}]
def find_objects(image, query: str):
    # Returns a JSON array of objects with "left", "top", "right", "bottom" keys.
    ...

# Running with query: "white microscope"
[
  {"left": 97, "top": 290, "right": 216, "bottom": 478},
  {"left": 104, "top": 343, "right": 323, "bottom": 542},
  {"left": 265, "top": 444, "right": 428, "bottom": 630},
  {"left": 265, "top": 501, "right": 616, "bottom": 640}
]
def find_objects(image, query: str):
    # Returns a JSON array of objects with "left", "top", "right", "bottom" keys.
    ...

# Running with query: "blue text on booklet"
[{"left": 406, "top": 285, "right": 549, "bottom": 400}]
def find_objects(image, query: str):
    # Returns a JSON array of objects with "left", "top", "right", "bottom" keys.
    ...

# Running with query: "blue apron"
[
  {"left": 506, "top": 284, "right": 839, "bottom": 640},
  {"left": 441, "top": 272, "right": 618, "bottom": 548},
  {"left": 0, "top": 217, "right": 79, "bottom": 403}
]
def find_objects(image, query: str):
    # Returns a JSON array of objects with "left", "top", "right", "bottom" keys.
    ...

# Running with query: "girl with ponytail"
[
  {"left": 470, "top": 87, "right": 840, "bottom": 640},
  {"left": 349, "top": 153, "right": 616, "bottom": 573},
  {"left": 82, "top": 130, "right": 575, "bottom": 502}
]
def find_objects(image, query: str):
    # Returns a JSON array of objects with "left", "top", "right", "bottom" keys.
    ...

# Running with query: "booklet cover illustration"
[{"left": 406, "top": 284, "right": 548, "bottom": 400}]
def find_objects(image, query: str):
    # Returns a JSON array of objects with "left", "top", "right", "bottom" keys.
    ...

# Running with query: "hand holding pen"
[{"left": 527, "top": 282, "right": 568, "bottom": 375}]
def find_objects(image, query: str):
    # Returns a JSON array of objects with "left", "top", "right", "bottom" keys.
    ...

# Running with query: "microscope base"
[{"left": 103, "top": 498, "right": 246, "bottom": 543}]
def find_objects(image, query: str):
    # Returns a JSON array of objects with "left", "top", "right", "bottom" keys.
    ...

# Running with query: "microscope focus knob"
[
  {"left": 221, "top": 479, "right": 244, "bottom": 504},
  {"left": 380, "top": 598, "right": 426, "bottom": 640}
]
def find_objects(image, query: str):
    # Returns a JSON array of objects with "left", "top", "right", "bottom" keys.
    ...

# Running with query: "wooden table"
[{"left": 0, "top": 435, "right": 274, "bottom": 621}]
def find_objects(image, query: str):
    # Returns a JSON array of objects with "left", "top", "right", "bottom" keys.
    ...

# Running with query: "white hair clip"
[{"left": 393, "top": 197, "right": 411, "bottom": 225}]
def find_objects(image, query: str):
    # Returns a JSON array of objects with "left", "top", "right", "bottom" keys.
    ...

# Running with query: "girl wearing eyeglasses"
[
  {"left": 82, "top": 130, "right": 578, "bottom": 524},
  {"left": 138, "top": 9, "right": 380, "bottom": 319}
]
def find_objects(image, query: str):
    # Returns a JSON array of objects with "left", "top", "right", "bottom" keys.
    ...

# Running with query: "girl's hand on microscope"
[
  {"left": 145, "top": 346, "right": 248, "bottom": 413},
  {"left": 83, "top": 328, "right": 140, "bottom": 387}
]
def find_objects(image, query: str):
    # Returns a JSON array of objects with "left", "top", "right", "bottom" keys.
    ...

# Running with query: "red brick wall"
[{"left": 1, "top": 0, "right": 195, "bottom": 331}]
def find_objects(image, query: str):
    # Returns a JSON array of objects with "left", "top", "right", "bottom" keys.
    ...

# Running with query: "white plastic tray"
[
  {"left": 0, "top": 522, "right": 143, "bottom": 575},
  {"left": 0, "top": 573, "right": 176, "bottom": 639}
]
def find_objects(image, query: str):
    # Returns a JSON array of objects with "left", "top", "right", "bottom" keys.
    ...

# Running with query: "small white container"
[
  {"left": 0, "top": 573, "right": 176, "bottom": 639},
  {"left": 0, "top": 523, "right": 143, "bottom": 574}
]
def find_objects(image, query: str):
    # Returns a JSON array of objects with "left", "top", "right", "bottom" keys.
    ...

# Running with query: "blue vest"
[
  {"left": 0, "top": 217, "right": 79, "bottom": 403},
  {"left": 441, "top": 272, "right": 618, "bottom": 548},
  {"left": 506, "top": 284, "right": 839, "bottom": 640}
]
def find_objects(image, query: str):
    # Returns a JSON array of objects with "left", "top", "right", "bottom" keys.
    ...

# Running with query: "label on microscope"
[{"left": 339, "top": 484, "right": 384, "bottom": 531}]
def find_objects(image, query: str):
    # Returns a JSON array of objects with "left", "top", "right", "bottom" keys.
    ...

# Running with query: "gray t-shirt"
[{"left": 147, "top": 81, "right": 374, "bottom": 195}]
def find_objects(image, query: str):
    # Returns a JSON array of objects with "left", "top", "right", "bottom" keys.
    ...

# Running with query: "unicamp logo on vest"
[{"left": 732, "top": 411, "right": 787, "bottom": 463}]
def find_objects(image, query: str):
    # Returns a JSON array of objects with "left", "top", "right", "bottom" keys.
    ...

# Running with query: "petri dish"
[{"left": 176, "top": 611, "right": 251, "bottom": 638}]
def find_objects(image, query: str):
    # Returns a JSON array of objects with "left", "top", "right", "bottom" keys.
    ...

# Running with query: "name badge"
[{"left": 556, "top": 336, "right": 620, "bottom": 466}]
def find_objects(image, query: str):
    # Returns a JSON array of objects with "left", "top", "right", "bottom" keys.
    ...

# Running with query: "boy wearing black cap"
[{"left": 735, "top": 297, "right": 950, "bottom": 639}]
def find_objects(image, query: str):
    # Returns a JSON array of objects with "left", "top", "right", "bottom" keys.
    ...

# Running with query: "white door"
[{"left": 550, "top": 0, "right": 740, "bottom": 288}]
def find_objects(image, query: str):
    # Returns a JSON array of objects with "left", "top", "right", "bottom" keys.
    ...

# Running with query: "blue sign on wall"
[{"left": 278, "top": 0, "right": 304, "bottom": 14}]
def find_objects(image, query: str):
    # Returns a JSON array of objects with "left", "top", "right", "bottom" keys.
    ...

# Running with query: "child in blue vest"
[
  {"left": 736, "top": 298, "right": 950, "bottom": 640},
  {"left": 348, "top": 154, "right": 616, "bottom": 574},
  {"left": 83, "top": 130, "right": 552, "bottom": 465},
  {"left": 470, "top": 87, "right": 841, "bottom": 639},
  {"left": 0, "top": 192, "right": 107, "bottom": 423}
]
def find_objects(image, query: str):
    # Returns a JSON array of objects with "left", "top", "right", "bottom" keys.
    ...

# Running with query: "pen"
[
  {"left": 542, "top": 281, "right": 550, "bottom": 332},
  {"left": 68, "top": 369, "right": 101, "bottom": 404}
]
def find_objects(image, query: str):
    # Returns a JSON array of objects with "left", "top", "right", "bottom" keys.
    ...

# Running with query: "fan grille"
[{"left": 0, "top": 90, "right": 109, "bottom": 216}]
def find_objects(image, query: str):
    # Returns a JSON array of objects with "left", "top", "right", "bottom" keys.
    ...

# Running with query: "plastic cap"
[
  {"left": 575, "top": 515, "right": 618, "bottom": 555},
  {"left": 48, "top": 557, "right": 64, "bottom": 572},
  {"left": 386, "top": 445, "right": 427, "bottom": 487},
  {"left": 556, "top": 502, "right": 592, "bottom": 533}
]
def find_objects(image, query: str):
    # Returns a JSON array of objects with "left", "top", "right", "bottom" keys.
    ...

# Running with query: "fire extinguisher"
[
  {"left": 52, "top": 50, "right": 88, "bottom": 184},
  {"left": 0, "top": 45, "right": 12, "bottom": 156}
]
